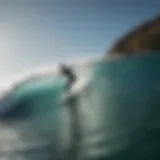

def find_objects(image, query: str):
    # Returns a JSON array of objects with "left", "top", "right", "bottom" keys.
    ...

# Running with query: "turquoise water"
[
  {"left": 0, "top": 54, "right": 160, "bottom": 159},
  {"left": 0, "top": 76, "right": 66, "bottom": 160},
  {"left": 74, "top": 55, "right": 160, "bottom": 160}
]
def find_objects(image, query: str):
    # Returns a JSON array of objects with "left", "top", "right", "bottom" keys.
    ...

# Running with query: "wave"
[{"left": 0, "top": 56, "right": 99, "bottom": 93}]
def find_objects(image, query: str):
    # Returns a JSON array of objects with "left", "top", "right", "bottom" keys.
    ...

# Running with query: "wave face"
[
  {"left": 61, "top": 55, "right": 160, "bottom": 160},
  {"left": 0, "top": 55, "right": 160, "bottom": 159}
]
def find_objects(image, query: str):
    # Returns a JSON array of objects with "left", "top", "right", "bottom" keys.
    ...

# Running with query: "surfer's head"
[{"left": 105, "top": 14, "right": 160, "bottom": 58}]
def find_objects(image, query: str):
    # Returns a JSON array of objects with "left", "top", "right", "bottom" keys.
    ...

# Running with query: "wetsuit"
[{"left": 60, "top": 65, "right": 76, "bottom": 91}]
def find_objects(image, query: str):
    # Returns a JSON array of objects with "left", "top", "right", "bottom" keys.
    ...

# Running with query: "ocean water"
[
  {"left": 0, "top": 75, "right": 67, "bottom": 160},
  {"left": 62, "top": 55, "right": 160, "bottom": 160},
  {"left": 79, "top": 56, "right": 160, "bottom": 159},
  {"left": 0, "top": 55, "right": 160, "bottom": 160}
]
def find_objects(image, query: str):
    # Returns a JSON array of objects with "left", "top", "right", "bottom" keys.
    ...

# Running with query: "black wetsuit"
[{"left": 60, "top": 65, "right": 76, "bottom": 91}]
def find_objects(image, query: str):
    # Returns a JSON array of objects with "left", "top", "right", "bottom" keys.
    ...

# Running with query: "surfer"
[{"left": 59, "top": 64, "right": 77, "bottom": 91}]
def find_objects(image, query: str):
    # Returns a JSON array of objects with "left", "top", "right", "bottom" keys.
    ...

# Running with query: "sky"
[{"left": 0, "top": 0, "right": 160, "bottom": 88}]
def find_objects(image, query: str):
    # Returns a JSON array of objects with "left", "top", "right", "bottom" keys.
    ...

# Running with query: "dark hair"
[{"left": 106, "top": 14, "right": 160, "bottom": 58}]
